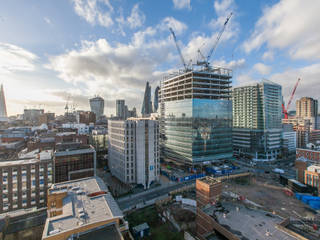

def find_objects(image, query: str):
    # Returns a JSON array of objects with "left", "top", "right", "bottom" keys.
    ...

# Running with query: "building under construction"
[{"left": 160, "top": 67, "right": 233, "bottom": 166}]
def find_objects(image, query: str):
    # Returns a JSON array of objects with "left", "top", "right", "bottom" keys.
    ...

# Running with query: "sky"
[{"left": 0, "top": 0, "right": 319, "bottom": 116}]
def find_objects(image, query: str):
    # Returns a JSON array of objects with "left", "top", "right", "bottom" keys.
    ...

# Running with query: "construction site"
[{"left": 125, "top": 173, "right": 320, "bottom": 240}]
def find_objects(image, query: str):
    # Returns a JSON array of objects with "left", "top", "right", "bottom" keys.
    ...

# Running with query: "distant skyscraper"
[
  {"left": 232, "top": 80, "right": 283, "bottom": 160},
  {"left": 296, "top": 97, "right": 318, "bottom": 118},
  {"left": 141, "top": 82, "right": 152, "bottom": 117},
  {"left": 116, "top": 99, "right": 126, "bottom": 119},
  {"left": 0, "top": 84, "right": 8, "bottom": 121},
  {"left": 153, "top": 86, "right": 160, "bottom": 112},
  {"left": 89, "top": 96, "right": 104, "bottom": 119},
  {"left": 296, "top": 97, "right": 318, "bottom": 130}
]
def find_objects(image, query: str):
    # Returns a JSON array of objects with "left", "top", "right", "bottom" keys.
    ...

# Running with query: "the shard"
[{"left": 0, "top": 84, "right": 8, "bottom": 121}]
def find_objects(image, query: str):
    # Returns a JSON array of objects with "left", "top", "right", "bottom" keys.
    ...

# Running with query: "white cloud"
[
  {"left": 172, "top": 0, "right": 191, "bottom": 10},
  {"left": 46, "top": 35, "right": 175, "bottom": 114},
  {"left": 127, "top": 4, "right": 146, "bottom": 29},
  {"left": 262, "top": 51, "right": 274, "bottom": 61},
  {"left": 243, "top": 0, "right": 320, "bottom": 60},
  {"left": 214, "top": 0, "right": 233, "bottom": 15},
  {"left": 253, "top": 63, "right": 271, "bottom": 75},
  {"left": 235, "top": 73, "right": 255, "bottom": 87},
  {"left": 159, "top": 17, "right": 188, "bottom": 35},
  {"left": 71, "top": 0, "right": 114, "bottom": 28},
  {"left": 270, "top": 63, "right": 320, "bottom": 108},
  {"left": 213, "top": 58, "right": 245, "bottom": 70},
  {"left": 0, "top": 43, "right": 38, "bottom": 73},
  {"left": 44, "top": 17, "right": 52, "bottom": 25}
]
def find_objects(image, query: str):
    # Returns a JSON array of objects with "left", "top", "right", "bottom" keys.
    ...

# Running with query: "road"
[{"left": 116, "top": 181, "right": 193, "bottom": 210}]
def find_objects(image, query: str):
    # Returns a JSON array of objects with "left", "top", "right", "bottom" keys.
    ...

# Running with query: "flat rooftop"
[
  {"left": 43, "top": 176, "right": 123, "bottom": 239},
  {"left": 204, "top": 202, "right": 296, "bottom": 240},
  {"left": 198, "top": 176, "right": 221, "bottom": 185},
  {"left": 0, "top": 149, "right": 52, "bottom": 167}
]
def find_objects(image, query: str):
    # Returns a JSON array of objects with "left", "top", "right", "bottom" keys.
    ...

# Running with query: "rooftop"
[
  {"left": 0, "top": 149, "right": 52, "bottom": 167},
  {"left": 204, "top": 202, "right": 296, "bottom": 240},
  {"left": 198, "top": 176, "right": 221, "bottom": 185},
  {"left": 43, "top": 177, "right": 123, "bottom": 239}
]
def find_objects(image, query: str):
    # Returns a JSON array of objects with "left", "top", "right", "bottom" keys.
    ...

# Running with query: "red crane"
[{"left": 282, "top": 78, "right": 301, "bottom": 119}]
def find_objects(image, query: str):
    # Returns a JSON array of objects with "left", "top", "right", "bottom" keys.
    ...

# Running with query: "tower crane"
[
  {"left": 282, "top": 78, "right": 301, "bottom": 119},
  {"left": 169, "top": 27, "right": 190, "bottom": 72},
  {"left": 197, "top": 12, "right": 233, "bottom": 68}
]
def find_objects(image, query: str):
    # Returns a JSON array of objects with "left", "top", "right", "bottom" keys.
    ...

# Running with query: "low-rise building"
[
  {"left": 0, "top": 149, "right": 53, "bottom": 213},
  {"left": 108, "top": 118, "right": 160, "bottom": 189},
  {"left": 42, "top": 177, "right": 129, "bottom": 240},
  {"left": 304, "top": 165, "right": 320, "bottom": 190},
  {"left": 54, "top": 142, "right": 96, "bottom": 183},
  {"left": 296, "top": 148, "right": 320, "bottom": 164}
]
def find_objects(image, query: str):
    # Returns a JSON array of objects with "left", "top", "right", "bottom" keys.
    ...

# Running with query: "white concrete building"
[{"left": 108, "top": 118, "right": 160, "bottom": 189}]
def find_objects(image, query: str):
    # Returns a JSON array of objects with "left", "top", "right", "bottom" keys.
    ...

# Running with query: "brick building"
[
  {"left": 42, "top": 177, "right": 129, "bottom": 240},
  {"left": 0, "top": 149, "right": 53, "bottom": 214},
  {"left": 296, "top": 148, "right": 320, "bottom": 164}
]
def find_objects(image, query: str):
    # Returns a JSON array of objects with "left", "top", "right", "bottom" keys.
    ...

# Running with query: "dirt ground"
[{"left": 224, "top": 175, "right": 316, "bottom": 219}]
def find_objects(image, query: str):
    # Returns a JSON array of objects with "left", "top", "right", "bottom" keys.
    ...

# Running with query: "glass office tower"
[{"left": 160, "top": 68, "right": 233, "bottom": 166}]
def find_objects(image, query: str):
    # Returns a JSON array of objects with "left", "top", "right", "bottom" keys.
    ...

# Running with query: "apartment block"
[
  {"left": 160, "top": 68, "right": 233, "bottom": 165},
  {"left": 108, "top": 118, "right": 160, "bottom": 189},
  {"left": 232, "top": 80, "right": 283, "bottom": 160},
  {"left": 0, "top": 149, "right": 53, "bottom": 213},
  {"left": 42, "top": 177, "right": 129, "bottom": 240},
  {"left": 54, "top": 142, "right": 96, "bottom": 183}
]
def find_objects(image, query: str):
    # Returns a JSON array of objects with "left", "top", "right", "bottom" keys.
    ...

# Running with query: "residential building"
[
  {"left": 54, "top": 142, "right": 96, "bottom": 183},
  {"left": 296, "top": 97, "right": 318, "bottom": 118},
  {"left": 0, "top": 84, "right": 8, "bottom": 122},
  {"left": 232, "top": 80, "right": 283, "bottom": 160},
  {"left": 141, "top": 81, "right": 152, "bottom": 117},
  {"left": 282, "top": 118, "right": 311, "bottom": 148},
  {"left": 89, "top": 96, "right": 104, "bottom": 119},
  {"left": 42, "top": 177, "right": 129, "bottom": 240},
  {"left": 160, "top": 67, "right": 233, "bottom": 165},
  {"left": 0, "top": 149, "right": 53, "bottom": 213},
  {"left": 108, "top": 118, "right": 159, "bottom": 189},
  {"left": 116, "top": 99, "right": 126, "bottom": 119}
]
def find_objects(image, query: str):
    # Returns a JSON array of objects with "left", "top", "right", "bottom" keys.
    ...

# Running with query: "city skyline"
[{"left": 0, "top": 0, "right": 320, "bottom": 116}]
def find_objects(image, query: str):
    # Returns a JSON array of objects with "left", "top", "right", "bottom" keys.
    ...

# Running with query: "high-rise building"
[
  {"left": 116, "top": 99, "right": 126, "bottom": 119},
  {"left": 160, "top": 67, "right": 233, "bottom": 165},
  {"left": 108, "top": 118, "right": 160, "bottom": 189},
  {"left": 296, "top": 97, "right": 318, "bottom": 118},
  {"left": 153, "top": 86, "right": 160, "bottom": 113},
  {"left": 141, "top": 81, "right": 152, "bottom": 117},
  {"left": 232, "top": 80, "right": 283, "bottom": 160},
  {"left": 89, "top": 96, "right": 104, "bottom": 119},
  {"left": 0, "top": 84, "right": 8, "bottom": 121}
]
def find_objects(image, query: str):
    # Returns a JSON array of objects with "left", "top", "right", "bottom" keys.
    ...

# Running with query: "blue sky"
[{"left": 0, "top": 0, "right": 319, "bottom": 116}]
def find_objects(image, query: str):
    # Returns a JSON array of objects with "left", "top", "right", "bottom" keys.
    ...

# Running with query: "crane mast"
[
  {"left": 282, "top": 78, "right": 301, "bottom": 119},
  {"left": 197, "top": 12, "right": 233, "bottom": 68},
  {"left": 169, "top": 27, "right": 188, "bottom": 72}
]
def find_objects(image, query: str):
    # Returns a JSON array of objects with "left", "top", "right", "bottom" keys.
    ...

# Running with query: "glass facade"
[{"left": 163, "top": 99, "right": 232, "bottom": 164}]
